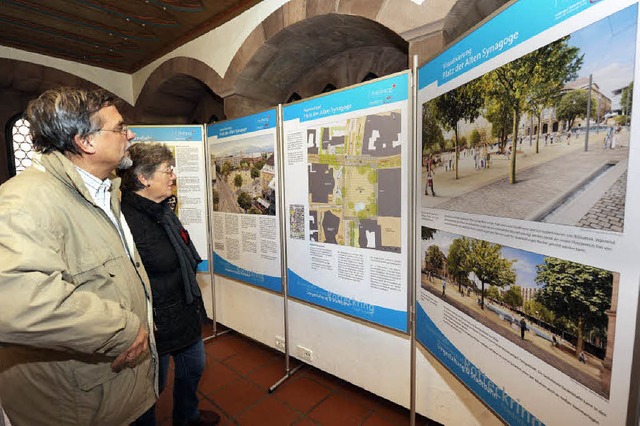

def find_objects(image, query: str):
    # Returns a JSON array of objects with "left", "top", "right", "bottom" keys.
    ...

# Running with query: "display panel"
[
  {"left": 131, "top": 125, "right": 210, "bottom": 272},
  {"left": 207, "top": 110, "right": 282, "bottom": 292},
  {"left": 283, "top": 73, "right": 410, "bottom": 331},
  {"left": 417, "top": 0, "right": 639, "bottom": 424}
]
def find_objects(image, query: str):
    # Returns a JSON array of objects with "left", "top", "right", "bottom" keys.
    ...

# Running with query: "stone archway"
[{"left": 135, "top": 57, "right": 225, "bottom": 124}]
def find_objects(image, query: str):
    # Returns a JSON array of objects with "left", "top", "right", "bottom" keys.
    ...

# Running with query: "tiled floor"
[{"left": 156, "top": 325, "right": 440, "bottom": 426}]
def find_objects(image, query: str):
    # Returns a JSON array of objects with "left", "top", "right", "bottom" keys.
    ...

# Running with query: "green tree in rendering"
[
  {"left": 234, "top": 173, "right": 243, "bottom": 188},
  {"left": 482, "top": 37, "right": 582, "bottom": 182},
  {"left": 484, "top": 97, "right": 514, "bottom": 152},
  {"left": 621, "top": 81, "right": 633, "bottom": 120},
  {"left": 555, "top": 90, "right": 597, "bottom": 132},
  {"left": 211, "top": 188, "right": 220, "bottom": 210},
  {"left": 535, "top": 258, "right": 612, "bottom": 359},
  {"left": 250, "top": 166, "right": 260, "bottom": 179},
  {"left": 429, "top": 79, "right": 483, "bottom": 179},
  {"left": 422, "top": 102, "right": 446, "bottom": 156},
  {"left": 470, "top": 129, "right": 481, "bottom": 147},
  {"left": 447, "top": 237, "right": 471, "bottom": 294},
  {"left": 486, "top": 285, "right": 502, "bottom": 302},
  {"left": 425, "top": 245, "right": 445, "bottom": 276},
  {"left": 503, "top": 285, "right": 523, "bottom": 310},
  {"left": 237, "top": 191, "right": 252, "bottom": 211},
  {"left": 467, "top": 240, "right": 516, "bottom": 309},
  {"left": 523, "top": 299, "right": 555, "bottom": 324},
  {"left": 525, "top": 37, "right": 583, "bottom": 153}
]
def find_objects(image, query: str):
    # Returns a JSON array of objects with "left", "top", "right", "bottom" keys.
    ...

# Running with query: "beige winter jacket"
[{"left": 0, "top": 151, "right": 158, "bottom": 425}]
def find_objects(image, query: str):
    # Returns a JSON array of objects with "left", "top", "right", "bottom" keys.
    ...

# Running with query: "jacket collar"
[{"left": 36, "top": 151, "right": 123, "bottom": 214}]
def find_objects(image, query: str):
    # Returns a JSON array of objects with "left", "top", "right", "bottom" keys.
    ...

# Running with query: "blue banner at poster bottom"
[
  {"left": 416, "top": 303, "right": 543, "bottom": 425},
  {"left": 288, "top": 269, "right": 407, "bottom": 332},
  {"left": 213, "top": 253, "right": 281, "bottom": 293}
]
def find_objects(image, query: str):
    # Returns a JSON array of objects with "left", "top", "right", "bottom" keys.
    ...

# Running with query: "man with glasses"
[{"left": 0, "top": 87, "right": 158, "bottom": 425}]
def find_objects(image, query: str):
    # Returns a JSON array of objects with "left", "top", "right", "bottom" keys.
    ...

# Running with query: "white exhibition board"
[
  {"left": 206, "top": 110, "right": 282, "bottom": 293},
  {"left": 282, "top": 72, "right": 410, "bottom": 332},
  {"left": 417, "top": 0, "right": 639, "bottom": 424},
  {"left": 130, "top": 125, "right": 210, "bottom": 272}
]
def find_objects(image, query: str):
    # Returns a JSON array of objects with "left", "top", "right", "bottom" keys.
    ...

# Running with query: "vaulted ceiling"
[{"left": 0, "top": 0, "right": 265, "bottom": 73}]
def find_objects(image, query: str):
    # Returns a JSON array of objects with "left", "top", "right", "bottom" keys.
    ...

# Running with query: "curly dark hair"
[
  {"left": 26, "top": 87, "right": 116, "bottom": 155},
  {"left": 118, "top": 142, "right": 174, "bottom": 192}
]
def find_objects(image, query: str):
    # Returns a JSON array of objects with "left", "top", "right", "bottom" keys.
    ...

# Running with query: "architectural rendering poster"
[
  {"left": 282, "top": 72, "right": 409, "bottom": 331},
  {"left": 417, "top": 0, "right": 639, "bottom": 424},
  {"left": 206, "top": 110, "right": 282, "bottom": 293},
  {"left": 131, "top": 125, "right": 210, "bottom": 272}
]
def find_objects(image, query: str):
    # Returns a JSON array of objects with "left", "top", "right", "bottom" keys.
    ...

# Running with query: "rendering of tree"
[
  {"left": 555, "top": 90, "right": 597, "bottom": 131},
  {"left": 211, "top": 189, "right": 220, "bottom": 209},
  {"left": 429, "top": 79, "right": 483, "bottom": 179},
  {"left": 221, "top": 161, "right": 232, "bottom": 177},
  {"left": 470, "top": 129, "right": 481, "bottom": 147},
  {"left": 523, "top": 299, "right": 555, "bottom": 324},
  {"left": 422, "top": 102, "right": 446, "bottom": 156},
  {"left": 503, "top": 285, "right": 524, "bottom": 309},
  {"left": 486, "top": 285, "right": 502, "bottom": 302},
  {"left": 621, "top": 81, "right": 634, "bottom": 119},
  {"left": 425, "top": 245, "right": 445, "bottom": 276},
  {"left": 535, "top": 258, "right": 612, "bottom": 358},
  {"left": 484, "top": 98, "right": 514, "bottom": 152},
  {"left": 482, "top": 37, "right": 582, "bottom": 182},
  {"left": 467, "top": 240, "right": 516, "bottom": 309},
  {"left": 447, "top": 237, "right": 471, "bottom": 293},
  {"left": 234, "top": 173, "right": 243, "bottom": 188},
  {"left": 251, "top": 167, "right": 260, "bottom": 179},
  {"left": 237, "top": 191, "right": 252, "bottom": 211}
]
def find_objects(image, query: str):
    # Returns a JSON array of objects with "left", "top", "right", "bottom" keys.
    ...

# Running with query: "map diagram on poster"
[{"left": 306, "top": 112, "right": 402, "bottom": 252}]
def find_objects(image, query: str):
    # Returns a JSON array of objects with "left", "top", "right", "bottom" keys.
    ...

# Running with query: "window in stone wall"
[{"left": 11, "top": 117, "right": 34, "bottom": 175}]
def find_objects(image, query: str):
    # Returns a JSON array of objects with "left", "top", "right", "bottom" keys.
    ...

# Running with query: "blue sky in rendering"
[{"left": 567, "top": 4, "right": 637, "bottom": 108}]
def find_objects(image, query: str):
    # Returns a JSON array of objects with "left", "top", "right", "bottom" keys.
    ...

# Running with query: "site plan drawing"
[{"left": 308, "top": 111, "right": 402, "bottom": 253}]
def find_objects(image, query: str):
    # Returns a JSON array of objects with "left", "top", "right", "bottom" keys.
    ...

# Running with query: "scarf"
[{"left": 159, "top": 202, "right": 203, "bottom": 304}]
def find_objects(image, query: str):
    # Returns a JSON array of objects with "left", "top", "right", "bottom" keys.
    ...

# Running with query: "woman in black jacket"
[{"left": 119, "top": 143, "right": 219, "bottom": 426}]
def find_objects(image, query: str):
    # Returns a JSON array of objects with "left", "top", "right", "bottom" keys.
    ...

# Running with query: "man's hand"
[{"left": 111, "top": 326, "right": 149, "bottom": 372}]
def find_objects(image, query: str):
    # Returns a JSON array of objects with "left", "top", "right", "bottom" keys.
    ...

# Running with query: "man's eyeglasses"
[{"left": 96, "top": 125, "right": 129, "bottom": 136}]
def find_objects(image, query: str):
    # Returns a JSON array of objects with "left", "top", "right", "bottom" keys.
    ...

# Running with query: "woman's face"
[{"left": 142, "top": 161, "right": 176, "bottom": 203}]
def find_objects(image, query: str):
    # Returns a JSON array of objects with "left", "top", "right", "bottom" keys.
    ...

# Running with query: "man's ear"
[{"left": 74, "top": 134, "right": 95, "bottom": 154}]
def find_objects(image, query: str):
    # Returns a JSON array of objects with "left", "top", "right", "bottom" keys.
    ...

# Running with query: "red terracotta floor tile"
[
  {"left": 274, "top": 375, "right": 332, "bottom": 414},
  {"left": 333, "top": 382, "right": 380, "bottom": 411},
  {"left": 372, "top": 403, "right": 410, "bottom": 425},
  {"left": 291, "top": 418, "right": 319, "bottom": 426},
  {"left": 247, "top": 357, "right": 291, "bottom": 391},
  {"left": 210, "top": 377, "right": 266, "bottom": 417},
  {"left": 225, "top": 345, "right": 279, "bottom": 375},
  {"left": 199, "top": 355, "right": 242, "bottom": 396},
  {"left": 308, "top": 393, "right": 373, "bottom": 426},
  {"left": 301, "top": 368, "right": 344, "bottom": 392},
  {"left": 235, "top": 395, "right": 301, "bottom": 425},
  {"left": 205, "top": 332, "right": 253, "bottom": 361},
  {"left": 362, "top": 411, "right": 402, "bottom": 426}
]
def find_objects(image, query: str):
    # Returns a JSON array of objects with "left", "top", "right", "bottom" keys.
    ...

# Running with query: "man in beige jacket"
[{"left": 0, "top": 87, "right": 157, "bottom": 425}]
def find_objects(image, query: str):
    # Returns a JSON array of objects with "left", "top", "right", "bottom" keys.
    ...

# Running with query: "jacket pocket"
[{"left": 71, "top": 260, "right": 123, "bottom": 305}]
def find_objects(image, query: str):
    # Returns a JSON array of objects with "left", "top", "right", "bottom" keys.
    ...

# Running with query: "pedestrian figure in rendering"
[
  {"left": 520, "top": 318, "right": 527, "bottom": 340},
  {"left": 545, "top": 133, "right": 549, "bottom": 146},
  {"left": 0, "top": 87, "right": 156, "bottom": 425},
  {"left": 119, "top": 143, "right": 220, "bottom": 426},
  {"left": 442, "top": 279, "right": 447, "bottom": 296},
  {"left": 578, "top": 351, "right": 586, "bottom": 364},
  {"left": 425, "top": 170, "right": 435, "bottom": 196}
]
